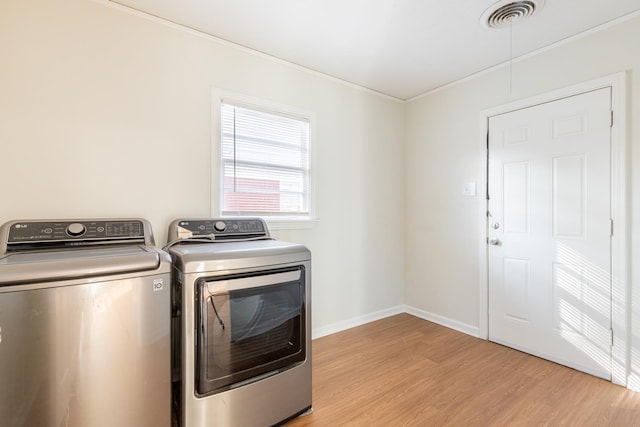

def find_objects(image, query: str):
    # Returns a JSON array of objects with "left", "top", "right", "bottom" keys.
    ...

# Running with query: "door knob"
[{"left": 488, "top": 238, "right": 501, "bottom": 246}]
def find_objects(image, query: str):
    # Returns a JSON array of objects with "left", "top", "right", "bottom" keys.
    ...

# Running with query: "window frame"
[{"left": 212, "top": 89, "right": 316, "bottom": 229}]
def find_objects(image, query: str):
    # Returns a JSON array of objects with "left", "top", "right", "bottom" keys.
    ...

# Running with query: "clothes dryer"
[{"left": 167, "top": 218, "right": 311, "bottom": 427}]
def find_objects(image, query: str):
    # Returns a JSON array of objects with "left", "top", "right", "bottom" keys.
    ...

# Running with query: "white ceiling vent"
[{"left": 480, "top": 0, "right": 545, "bottom": 29}]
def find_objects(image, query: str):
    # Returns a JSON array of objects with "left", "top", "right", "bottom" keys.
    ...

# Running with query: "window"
[{"left": 215, "top": 92, "right": 314, "bottom": 223}]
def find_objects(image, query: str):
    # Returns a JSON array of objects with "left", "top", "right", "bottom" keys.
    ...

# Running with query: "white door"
[{"left": 487, "top": 88, "right": 612, "bottom": 379}]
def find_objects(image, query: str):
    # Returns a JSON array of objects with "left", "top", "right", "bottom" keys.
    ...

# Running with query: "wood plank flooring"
[{"left": 285, "top": 314, "right": 640, "bottom": 426}]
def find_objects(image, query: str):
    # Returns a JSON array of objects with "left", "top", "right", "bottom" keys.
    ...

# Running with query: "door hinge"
[
  {"left": 611, "top": 329, "right": 614, "bottom": 347},
  {"left": 610, "top": 219, "right": 614, "bottom": 237},
  {"left": 610, "top": 110, "right": 614, "bottom": 128}
]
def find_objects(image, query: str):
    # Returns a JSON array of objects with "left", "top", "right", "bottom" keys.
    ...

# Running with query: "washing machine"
[
  {"left": 0, "top": 218, "right": 171, "bottom": 427},
  {"left": 166, "top": 218, "right": 312, "bottom": 427}
]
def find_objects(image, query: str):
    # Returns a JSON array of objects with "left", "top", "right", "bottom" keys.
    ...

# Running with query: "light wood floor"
[{"left": 285, "top": 314, "right": 640, "bottom": 426}]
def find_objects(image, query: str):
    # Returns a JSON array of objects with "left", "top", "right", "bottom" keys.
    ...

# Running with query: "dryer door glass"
[{"left": 196, "top": 266, "right": 306, "bottom": 396}]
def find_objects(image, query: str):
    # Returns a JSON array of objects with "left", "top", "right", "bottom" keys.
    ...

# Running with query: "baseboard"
[
  {"left": 403, "top": 305, "right": 481, "bottom": 338},
  {"left": 626, "top": 373, "right": 640, "bottom": 392},
  {"left": 311, "top": 305, "right": 479, "bottom": 340},
  {"left": 311, "top": 305, "right": 404, "bottom": 340}
]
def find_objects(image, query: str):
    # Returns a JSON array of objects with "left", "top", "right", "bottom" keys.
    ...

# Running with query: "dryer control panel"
[{"left": 169, "top": 218, "right": 270, "bottom": 241}]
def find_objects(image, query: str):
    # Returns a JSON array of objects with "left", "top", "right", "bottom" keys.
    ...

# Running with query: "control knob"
[
  {"left": 214, "top": 221, "right": 227, "bottom": 232},
  {"left": 66, "top": 222, "right": 86, "bottom": 237}
]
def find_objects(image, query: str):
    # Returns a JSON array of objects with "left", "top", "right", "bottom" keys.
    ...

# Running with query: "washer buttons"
[{"left": 66, "top": 223, "right": 86, "bottom": 237}]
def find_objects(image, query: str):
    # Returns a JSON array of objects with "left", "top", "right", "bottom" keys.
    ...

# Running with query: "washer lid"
[{"left": 0, "top": 245, "right": 161, "bottom": 286}]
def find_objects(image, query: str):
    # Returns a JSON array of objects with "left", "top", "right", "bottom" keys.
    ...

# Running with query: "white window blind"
[{"left": 220, "top": 101, "right": 310, "bottom": 218}]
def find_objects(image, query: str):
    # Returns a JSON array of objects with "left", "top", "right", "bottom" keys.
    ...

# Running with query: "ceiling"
[{"left": 110, "top": 0, "right": 640, "bottom": 101}]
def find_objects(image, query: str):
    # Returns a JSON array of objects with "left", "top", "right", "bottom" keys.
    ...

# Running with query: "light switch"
[{"left": 463, "top": 182, "right": 477, "bottom": 197}]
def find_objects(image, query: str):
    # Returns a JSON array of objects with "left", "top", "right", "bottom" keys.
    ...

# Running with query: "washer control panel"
[
  {"left": 7, "top": 220, "right": 144, "bottom": 243},
  {"left": 173, "top": 218, "right": 268, "bottom": 240}
]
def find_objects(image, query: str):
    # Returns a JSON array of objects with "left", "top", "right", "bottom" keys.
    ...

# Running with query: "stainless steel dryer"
[
  {"left": 167, "top": 218, "right": 311, "bottom": 427},
  {"left": 0, "top": 219, "right": 171, "bottom": 427}
]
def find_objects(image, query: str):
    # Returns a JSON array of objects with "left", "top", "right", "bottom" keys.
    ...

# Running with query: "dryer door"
[{"left": 196, "top": 266, "right": 306, "bottom": 396}]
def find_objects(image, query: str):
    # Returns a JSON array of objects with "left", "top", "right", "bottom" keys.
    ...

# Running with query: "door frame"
[{"left": 477, "top": 72, "right": 628, "bottom": 386}]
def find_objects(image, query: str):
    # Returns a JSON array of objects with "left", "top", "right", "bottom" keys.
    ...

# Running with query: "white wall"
[
  {"left": 0, "top": 0, "right": 405, "bottom": 333},
  {"left": 404, "top": 15, "right": 640, "bottom": 385}
]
